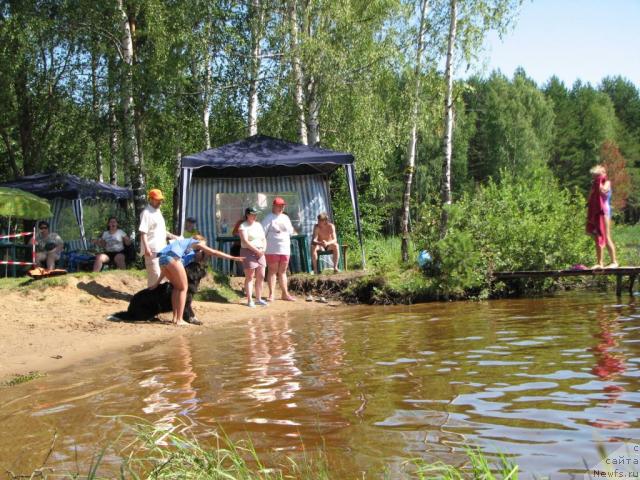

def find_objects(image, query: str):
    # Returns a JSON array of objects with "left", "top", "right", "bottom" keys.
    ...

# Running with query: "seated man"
[
  {"left": 311, "top": 212, "right": 340, "bottom": 273},
  {"left": 33, "top": 221, "right": 64, "bottom": 270}
]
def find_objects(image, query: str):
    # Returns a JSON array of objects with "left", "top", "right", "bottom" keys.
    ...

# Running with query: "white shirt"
[
  {"left": 239, "top": 221, "right": 266, "bottom": 250},
  {"left": 261, "top": 213, "right": 294, "bottom": 255},
  {"left": 138, "top": 205, "right": 167, "bottom": 254},
  {"left": 101, "top": 229, "right": 127, "bottom": 252}
]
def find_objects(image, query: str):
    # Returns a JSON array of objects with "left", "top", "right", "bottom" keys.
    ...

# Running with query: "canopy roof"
[
  {"left": 182, "top": 135, "right": 354, "bottom": 175},
  {"left": 0, "top": 173, "right": 132, "bottom": 201}
]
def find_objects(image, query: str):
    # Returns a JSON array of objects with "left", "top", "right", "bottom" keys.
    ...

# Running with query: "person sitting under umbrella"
[{"left": 33, "top": 221, "right": 64, "bottom": 270}]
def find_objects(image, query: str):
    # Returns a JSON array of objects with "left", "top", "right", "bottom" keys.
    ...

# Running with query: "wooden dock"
[{"left": 494, "top": 267, "right": 640, "bottom": 296}]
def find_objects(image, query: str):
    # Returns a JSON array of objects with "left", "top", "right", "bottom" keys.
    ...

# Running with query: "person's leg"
[
  {"left": 329, "top": 244, "right": 340, "bottom": 272},
  {"left": 244, "top": 268, "right": 255, "bottom": 304},
  {"left": 93, "top": 253, "right": 109, "bottom": 272},
  {"left": 255, "top": 265, "right": 265, "bottom": 302},
  {"left": 145, "top": 256, "right": 161, "bottom": 287},
  {"left": 114, "top": 253, "right": 126, "bottom": 269},
  {"left": 163, "top": 260, "right": 188, "bottom": 324},
  {"left": 46, "top": 251, "right": 57, "bottom": 270},
  {"left": 594, "top": 240, "right": 604, "bottom": 268},
  {"left": 604, "top": 217, "right": 618, "bottom": 265},
  {"left": 311, "top": 244, "right": 319, "bottom": 272},
  {"left": 277, "top": 258, "right": 294, "bottom": 300},
  {"left": 36, "top": 252, "right": 46, "bottom": 268},
  {"left": 266, "top": 260, "right": 278, "bottom": 301}
]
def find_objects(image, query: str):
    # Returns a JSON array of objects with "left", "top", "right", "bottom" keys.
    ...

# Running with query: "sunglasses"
[{"left": 39, "top": 226, "right": 48, "bottom": 230}]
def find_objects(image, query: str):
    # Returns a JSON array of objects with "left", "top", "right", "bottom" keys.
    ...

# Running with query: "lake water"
[{"left": 1, "top": 291, "right": 639, "bottom": 478}]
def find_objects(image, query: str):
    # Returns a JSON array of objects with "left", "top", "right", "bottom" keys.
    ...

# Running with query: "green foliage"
[
  {"left": 466, "top": 70, "right": 555, "bottom": 181},
  {"left": 545, "top": 79, "right": 620, "bottom": 193},
  {"left": 418, "top": 167, "right": 592, "bottom": 295},
  {"left": 1, "top": 371, "right": 45, "bottom": 387}
]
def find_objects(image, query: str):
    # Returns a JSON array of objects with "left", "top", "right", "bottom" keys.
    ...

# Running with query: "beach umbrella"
[{"left": 0, "top": 187, "right": 52, "bottom": 219}]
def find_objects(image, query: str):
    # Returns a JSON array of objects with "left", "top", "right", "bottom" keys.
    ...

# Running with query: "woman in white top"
[
  {"left": 261, "top": 197, "right": 295, "bottom": 301},
  {"left": 238, "top": 207, "right": 268, "bottom": 307},
  {"left": 92, "top": 217, "right": 131, "bottom": 272}
]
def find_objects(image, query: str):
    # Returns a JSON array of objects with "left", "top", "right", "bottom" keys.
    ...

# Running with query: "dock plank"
[{"left": 493, "top": 267, "right": 640, "bottom": 296}]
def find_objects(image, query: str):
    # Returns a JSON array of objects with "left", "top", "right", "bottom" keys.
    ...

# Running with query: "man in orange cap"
[{"left": 139, "top": 188, "right": 177, "bottom": 286}]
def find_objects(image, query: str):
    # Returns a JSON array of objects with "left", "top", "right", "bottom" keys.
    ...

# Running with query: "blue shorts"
[{"left": 158, "top": 251, "right": 180, "bottom": 267}]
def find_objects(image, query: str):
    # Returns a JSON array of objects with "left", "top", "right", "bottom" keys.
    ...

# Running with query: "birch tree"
[
  {"left": 247, "top": 0, "right": 265, "bottom": 136},
  {"left": 438, "top": 0, "right": 522, "bottom": 236},
  {"left": 439, "top": 0, "right": 457, "bottom": 237},
  {"left": 117, "top": 0, "right": 146, "bottom": 216},
  {"left": 401, "top": 0, "right": 429, "bottom": 262},
  {"left": 288, "top": 0, "right": 307, "bottom": 144}
]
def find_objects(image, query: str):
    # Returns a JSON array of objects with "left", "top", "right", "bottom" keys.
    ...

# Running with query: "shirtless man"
[{"left": 311, "top": 212, "right": 340, "bottom": 273}]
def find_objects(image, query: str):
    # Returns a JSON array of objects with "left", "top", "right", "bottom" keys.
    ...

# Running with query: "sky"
[{"left": 474, "top": 0, "right": 640, "bottom": 88}]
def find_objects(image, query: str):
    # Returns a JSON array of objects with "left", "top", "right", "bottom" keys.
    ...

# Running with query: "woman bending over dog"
[{"left": 151, "top": 234, "right": 243, "bottom": 325}]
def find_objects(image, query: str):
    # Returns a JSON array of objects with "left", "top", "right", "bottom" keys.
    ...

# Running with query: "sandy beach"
[{"left": 0, "top": 272, "right": 330, "bottom": 382}]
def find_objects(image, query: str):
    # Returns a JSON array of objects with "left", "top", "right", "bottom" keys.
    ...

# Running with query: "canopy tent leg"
[
  {"left": 72, "top": 199, "right": 87, "bottom": 250},
  {"left": 178, "top": 167, "right": 193, "bottom": 235},
  {"left": 345, "top": 164, "right": 366, "bottom": 270}
]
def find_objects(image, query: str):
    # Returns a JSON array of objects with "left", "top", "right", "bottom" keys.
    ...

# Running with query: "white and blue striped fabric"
[
  {"left": 186, "top": 174, "right": 332, "bottom": 272},
  {"left": 48, "top": 198, "right": 118, "bottom": 252}
]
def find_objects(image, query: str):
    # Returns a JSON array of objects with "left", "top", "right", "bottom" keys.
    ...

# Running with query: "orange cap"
[{"left": 148, "top": 189, "right": 165, "bottom": 201}]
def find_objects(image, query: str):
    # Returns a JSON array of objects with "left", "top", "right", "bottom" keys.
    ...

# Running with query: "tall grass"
[
  {"left": 53, "top": 421, "right": 520, "bottom": 480},
  {"left": 613, "top": 223, "right": 640, "bottom": 266},
  {"left": 413, "top": 448, "right": 519, "bottom": 480}
]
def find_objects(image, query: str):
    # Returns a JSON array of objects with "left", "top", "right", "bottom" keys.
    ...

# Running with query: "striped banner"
[
  {"left": 0, "top": 232, "right": 33, "bottom": 240},
  {"left": 0, "top": 228, "right": 37, "bottom": 266},
  {"left": 186, "top": 174, "right": 332, "bottom": 272}
]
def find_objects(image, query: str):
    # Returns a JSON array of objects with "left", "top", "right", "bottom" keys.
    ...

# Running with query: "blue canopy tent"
[
  {"left": 0, "top": 173, "right": 133, "bottom": 250},
  {"left": 179, "top": 135, "right": 365, "bottom": 270}
]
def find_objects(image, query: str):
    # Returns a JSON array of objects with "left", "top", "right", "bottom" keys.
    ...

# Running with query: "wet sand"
[{"left": 0, "top": 272, "right": 335, "bottom": 382}]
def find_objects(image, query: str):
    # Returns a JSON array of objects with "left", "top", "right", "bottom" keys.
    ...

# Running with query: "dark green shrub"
[{"left": 418, "top": 167, "right": 592, "bottom": 296}]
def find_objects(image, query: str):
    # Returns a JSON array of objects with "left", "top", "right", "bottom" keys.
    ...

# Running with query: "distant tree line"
[{"left": 1, "top": 0, "right": 638, "bottom": 249}]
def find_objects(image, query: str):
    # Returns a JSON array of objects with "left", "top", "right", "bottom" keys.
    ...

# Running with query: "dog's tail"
[{"left": 108, "top": 311, "right": 132, "bottom": 321}]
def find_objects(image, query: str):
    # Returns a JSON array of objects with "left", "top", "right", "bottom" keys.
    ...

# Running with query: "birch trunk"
[
  {"left": 288, "top": 0, "right": 307, "bottom": 144},
  {"left": 440, "top": 0, "right": 457, "bottom": 238},
  {"left": 401, "top": 0, "right": 429, "bottom": 262},
  {"left": 117, "top": 0, "right": 146, "bottom": 218},
  {"left": 107, "top": 52, "right": 119, "bottom": 185},
  {"left": 202, "top": 52, "right": 212, "bottom": 149},
  {"left": 108, "top": 99, "right": 118, "bottom": 185},
  {"left": 91, "top": 51, "right": 103, "bottom": 182},
  {"left": 172, "top": 148, "right": 182, "bottom": 233},
  {"left": 247, "top": 0, "right": 263, "bottom": 136},
  {"left": 306, "top": 76, "right": 320, "bottom": 146}
]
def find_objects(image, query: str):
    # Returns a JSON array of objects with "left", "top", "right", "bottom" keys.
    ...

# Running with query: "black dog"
[{"left": 109, "top": 262, "right": 207, "bottom": 324}]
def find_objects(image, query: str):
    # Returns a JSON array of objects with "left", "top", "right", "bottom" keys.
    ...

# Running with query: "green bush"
[{"left": 418, "top": 167, "right": 592, "bottom": 296}]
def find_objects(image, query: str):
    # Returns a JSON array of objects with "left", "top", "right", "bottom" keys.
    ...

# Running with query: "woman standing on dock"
[{"left": 586, "top": 164, "right": 618, "bottom": 269}]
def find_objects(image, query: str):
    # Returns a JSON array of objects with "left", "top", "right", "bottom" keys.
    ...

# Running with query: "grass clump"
[
  {"left": 195, "top": 269, "right": 243, "bottom": 304},
  {"left": 85, "top": 420, "right": 331, "bottom": 480},
  {"left": 64, "top": 420, "right": 519, "bottom": 480},
  {"left": 2, "top": 371, "right": 45, "bottom": 387},
  {"left": 413, "top": 448, "right": 519, "bottom": 480}
]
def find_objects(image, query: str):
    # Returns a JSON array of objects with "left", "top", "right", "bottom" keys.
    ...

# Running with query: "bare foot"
[
  {"left": 281, "top": 295, "right": 296, "bottom": 301},
  {"left": 174, "top": 320, "right": 190, "bottom": 326}
]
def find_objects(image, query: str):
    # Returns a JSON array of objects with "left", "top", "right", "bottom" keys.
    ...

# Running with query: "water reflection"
[
  {"left": 140, "top": 335, "right": 199, "bottom": 435},
  {"left": 1, "top": 292, "right": 640, "bottom": 478},
  {"left": 242, "top": 314, "right": 302, "bottom": 403},
  {"left": 589, "top": 306, "right": 629, "bottom": 430}
]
